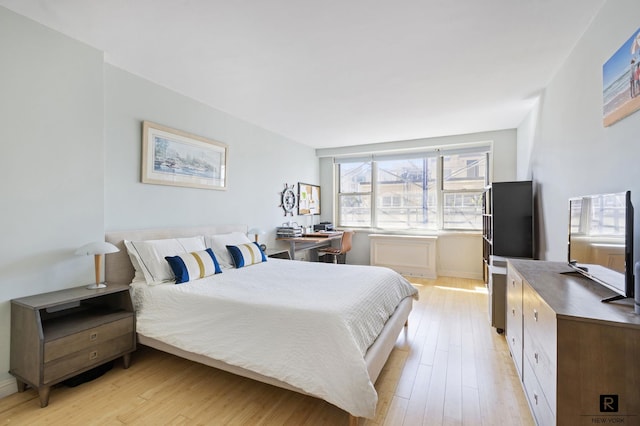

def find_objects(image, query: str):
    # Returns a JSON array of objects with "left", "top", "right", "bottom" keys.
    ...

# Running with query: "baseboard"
[
  {"left": 0, "top": 377, "right": 17, "bottom": 399},
  {"left": 437, "top": 270, "right": 483, "bottom": 281}
]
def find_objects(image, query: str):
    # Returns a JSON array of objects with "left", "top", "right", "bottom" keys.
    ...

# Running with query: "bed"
[{"left": 105, "top": 225, "right": 418, "bottom": 424}]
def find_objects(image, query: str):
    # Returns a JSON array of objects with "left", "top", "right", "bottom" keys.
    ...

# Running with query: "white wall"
[
  {"left": 519, "top": 0, "right": 640, "bottom": 261},
  {"left": 104, "top": 65, "right": 319, "bottom": 249},
  {"left": 0, "top": 7, "right": 105, "bottom": 392},
  {"left": 0, "top": 6, "right": 319, "bottom": 393}
]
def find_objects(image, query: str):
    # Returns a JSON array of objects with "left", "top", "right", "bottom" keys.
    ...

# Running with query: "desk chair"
[{"left": 319, "top": 230, "right": 354, "bottom": 264}]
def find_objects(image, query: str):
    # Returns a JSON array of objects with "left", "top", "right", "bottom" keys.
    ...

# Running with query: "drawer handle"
[
  {"left": 89, "top": 350, "right": 98, "bottom": 360},
  {"left": 89, "top": 332, "right": 98, "bottom": 341},
  {"left": 534, "top": 352, "right": 539, "bottom": 364},
  {"left": 533, "top": 309, "right": 538, "bottom": 322},
  {"left": 512, "top": 308, "right": 516, "bottom": 316},
  {"left": 533, "top": 392, "right": 538, "bottom": 405}
]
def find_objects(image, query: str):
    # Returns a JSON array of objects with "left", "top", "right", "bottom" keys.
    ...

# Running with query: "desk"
[{"left": 276, "top": 232, "right": 342, "bottom": 261}]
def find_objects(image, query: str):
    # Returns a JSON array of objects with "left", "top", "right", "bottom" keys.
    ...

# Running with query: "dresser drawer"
[
  {"left": 523, "top": 283, "right": 555, "bottom": 344},
  {"left": 506, "top": 295, "right": 523, "bottom": 343},
  {"left": 507, "top": 331, "right": 523, "bottom": 377},
  {"left": 44, "top": 316, "right": 134, "bottom": 363},
  {"left": 523, "top": 327, "right": 556, "bottom": 413},
  {"left": 506, "top": 266, "right": 524, "bottom": 377},
  {"left": 523, "top": 357, "right": 555, "bottom": 426},
  {"left": 523, "top": 282, "right": 557, "bottom": 366},
  {"left": 506, "top": 268, "right": 523, "bottom": 339},
  {"left": 43, "top": 333, "right": 134, "bottom": 384}
]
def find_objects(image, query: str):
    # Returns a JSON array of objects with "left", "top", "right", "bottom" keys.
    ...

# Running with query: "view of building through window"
[
  {"left": 442, "top": 151, "right": 487, "bottom": 230},
  {"left": 375, "top": 157, "right": 437, "bottom": 229},
  {"left": 337, "top": 148, "right": 488, "bottom": 231}
]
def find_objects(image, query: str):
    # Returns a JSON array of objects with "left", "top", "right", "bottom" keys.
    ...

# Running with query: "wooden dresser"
[
  {"left": 506, "top": 259, "right": 640, "bottom": 425},
  {"left": 10, "top": 283, "right": 135, "bottom": 407}
]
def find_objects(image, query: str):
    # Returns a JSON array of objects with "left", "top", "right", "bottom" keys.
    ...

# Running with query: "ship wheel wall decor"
[{"left": 280, "top": 183, "right": 297, "bottom": 216}]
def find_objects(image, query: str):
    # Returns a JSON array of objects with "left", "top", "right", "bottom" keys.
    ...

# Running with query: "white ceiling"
[{"left": 1, "top": 0, "right": 605, "bottom": 149}]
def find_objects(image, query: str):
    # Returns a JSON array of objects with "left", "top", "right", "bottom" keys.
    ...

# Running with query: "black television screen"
[{"left": 568, "top": 191, "right": 634, "bottom": 301}]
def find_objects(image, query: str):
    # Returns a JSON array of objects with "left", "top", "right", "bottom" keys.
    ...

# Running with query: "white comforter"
[{"left": 130, "top": 259, "right": 418, "bottom": 418}]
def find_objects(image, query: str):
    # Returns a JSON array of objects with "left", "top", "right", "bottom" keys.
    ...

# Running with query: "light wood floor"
[{"left": 0, "top": 276, "right": 534, "bottom": 425}]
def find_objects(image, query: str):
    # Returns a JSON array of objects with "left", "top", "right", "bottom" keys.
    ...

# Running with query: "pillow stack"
[{"left": 124, "top": 231, "right": 268, "bottom": 285}]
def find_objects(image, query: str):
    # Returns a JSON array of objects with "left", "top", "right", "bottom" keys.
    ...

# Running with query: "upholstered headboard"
[{"left": 105, "top": 224, "right": 248, "bottom": 285}]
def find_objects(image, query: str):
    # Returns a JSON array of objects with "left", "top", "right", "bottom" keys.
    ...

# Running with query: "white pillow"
[
  {"left": 124, "top": 236, "right": 206, "bottom": 284},
  {"left": 206, "top": 232, "right": 252, "bottom": 269},
  {"left": 123, "top": 241, "right": 146, "bottom": 283}
]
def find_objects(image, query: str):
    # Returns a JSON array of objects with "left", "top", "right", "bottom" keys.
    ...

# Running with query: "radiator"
[{"left": 369, "top": 234, "right": 437, "bottom": 278}]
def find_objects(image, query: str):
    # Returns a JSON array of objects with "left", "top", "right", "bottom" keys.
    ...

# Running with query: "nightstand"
[
  {"left": 266, "top": 248, "right": 291, "bottom": 259},
  {"left": 10, "top": 283, "right": 136, "bottom": 407}
]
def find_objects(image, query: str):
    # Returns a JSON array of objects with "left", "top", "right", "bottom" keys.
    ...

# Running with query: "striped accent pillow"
[
  {"left": 226, "top": 242, "right": 267, "bottom": 268},
  {"left": 165, "top": 248, "right": 222, "bottom": 284}
]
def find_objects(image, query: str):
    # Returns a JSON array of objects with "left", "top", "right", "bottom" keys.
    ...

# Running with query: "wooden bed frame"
[{"left": 105, "top": 225, "right": 413, "bottom": 425}]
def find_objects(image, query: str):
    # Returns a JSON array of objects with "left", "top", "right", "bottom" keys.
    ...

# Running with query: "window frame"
[
  {"left": 335, "top": 146, "right": 490, "bottom": 232},
  {"left": 335, "top": 158, "right": 374, "bottom": 228},
  {"left": 440, "top": 150, "right": 489, "bottom": 231}
]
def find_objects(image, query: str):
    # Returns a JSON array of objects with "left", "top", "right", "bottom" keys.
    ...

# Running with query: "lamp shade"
[
  {"left": 248, "top": 228, "right": 266, "bottom": 236},
  {"left": 75, "top": 241, "right": 119, "bottom": 289},
  {"left": 248, "top": 228, "right": 266, "bottom": 244},
  {"left": 75, "top": 241, "right": 119, "bottom": 256}
]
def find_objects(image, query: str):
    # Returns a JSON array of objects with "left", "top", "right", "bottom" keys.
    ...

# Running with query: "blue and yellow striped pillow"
[
  {"left": 226, "top": 242, "right": 267, "bottom": 268},
  {"left": 165, "top": 248, "right": 222, "bottom": 284}
]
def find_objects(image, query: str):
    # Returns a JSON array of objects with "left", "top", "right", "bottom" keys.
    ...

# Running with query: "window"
[
  {"left": 375, "top": 157, "right": 438, "bottom": 230},
  {"left": 336, "top": 146, "right": 489, "bottom": 231},
  {"left": 441, "top": 151, "right": 487, "bottom": 230},
  {"left": 337, "top": 161, "right": 372, "bottom": 227}
]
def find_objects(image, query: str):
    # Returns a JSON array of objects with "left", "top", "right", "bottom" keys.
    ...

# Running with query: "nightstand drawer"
[
  {"left": 44, "top": 316, "right": 134, "bottom": 363},
  {"left": 43, "top": 333, "right": 134, "bottom": 383}
]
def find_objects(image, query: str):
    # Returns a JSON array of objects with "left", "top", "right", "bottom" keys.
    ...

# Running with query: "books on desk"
[{"left": 276, "top": 226, "right": 303, "bottom": 237}]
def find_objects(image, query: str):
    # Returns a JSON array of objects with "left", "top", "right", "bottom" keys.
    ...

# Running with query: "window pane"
[
  {"left": 339, "top": 194, "right": 371, "bottom": 226},
  {"left": 375, "top": 157, "right": 437, "bottom": 230},
  {"left": 579, "top": 193, "right": 626, "bottom": 236},
  {"left": 442, "top": 152, "right": 487, "bottom": 190},
  {"left": 443, "top": 192, "right": 483, "bottom": 230},
  {"left": 339, "top": 162, "right": 371, "bottom": 193}
]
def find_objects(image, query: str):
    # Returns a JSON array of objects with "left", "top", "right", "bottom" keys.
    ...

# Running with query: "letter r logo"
[{"left": 600, "top": 395, "right": 618, "bottom": 412}]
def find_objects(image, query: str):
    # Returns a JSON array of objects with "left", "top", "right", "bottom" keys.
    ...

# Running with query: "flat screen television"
[{"left": 567, "top": 191, "right": 634, "bottom": 302}]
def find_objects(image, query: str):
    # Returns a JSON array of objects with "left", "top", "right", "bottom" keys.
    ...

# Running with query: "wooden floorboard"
[{"left": 0, "top": 276, "right": 534, "bottom": 426}]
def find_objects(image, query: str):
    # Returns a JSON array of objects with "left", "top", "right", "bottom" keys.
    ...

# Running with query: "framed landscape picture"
[
  {"left": 142, "top": 121, "right": 227, "bottom": 190},
  {"left": 298, "top": 182, "right": 321, "bottom": 215}
]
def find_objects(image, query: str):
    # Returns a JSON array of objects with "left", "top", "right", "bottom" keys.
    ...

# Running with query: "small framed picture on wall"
[{"left": 297, "top": 183, "right": 320, "bottom": 215}]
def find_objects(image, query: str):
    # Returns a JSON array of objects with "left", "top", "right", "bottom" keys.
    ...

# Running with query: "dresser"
[
  {"left": 10, "top": 283, "right": 136, "bottom": 407},
  {"left": 506, "top": 259, "right": 640, "bottom": 425}
]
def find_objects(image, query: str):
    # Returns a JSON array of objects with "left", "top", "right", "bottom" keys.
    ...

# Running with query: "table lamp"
[
  {"left": 248, "top": 228, "right": 266, "bottom": 243},
  {"left": 248, "top": 228, "right": 267, "bottom": 251},
  {"left": 75, "top": 241, "right": 120, "bottom": 289}
]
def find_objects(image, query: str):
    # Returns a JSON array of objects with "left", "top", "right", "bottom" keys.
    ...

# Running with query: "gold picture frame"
[{"left": 142, "top": 121, "right": 228, "bottom": 190}]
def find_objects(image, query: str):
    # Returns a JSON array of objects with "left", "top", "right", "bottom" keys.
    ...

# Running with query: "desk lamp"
[{"left": 75, "top": 241, "right": 120, "bottom": 289}]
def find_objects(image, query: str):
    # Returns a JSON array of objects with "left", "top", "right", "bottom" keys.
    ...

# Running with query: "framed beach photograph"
[
  {"left": 603, "top": 27, "right": 640, "bottom": 126},
  {"left": 298, "top": 182, "right": 321, "bottom": 215},
  {"left": 142, "top": 121, "right": 228, "bottom": 190}
]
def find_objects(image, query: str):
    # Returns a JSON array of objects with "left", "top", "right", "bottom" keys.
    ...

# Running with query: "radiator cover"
[{"left": 369, "top": 234, "right": 437, "bottom": 278}]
